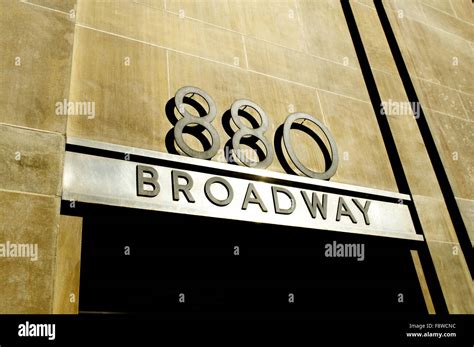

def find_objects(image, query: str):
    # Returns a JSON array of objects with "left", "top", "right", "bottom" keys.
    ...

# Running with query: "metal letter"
[
  {"left": 352, "top": 199, "right": 371, "bottom": 225},
  {"left": 136, "top": 165, "right": 160, "bottom": 197},
  {"left": 242, "top": 183, "right": 268, "bottom": 212},
  {"left": 204, "top": 177, "right": 234, "bottom": 206},
  {"left": 301, "top": 191, "right": 327, "bottom": 219},
  {"left": 336, "top": 197, "right": 357, "bottom": 223},
  {"left": 272, "top": 186, "right": 295, "bottom": 215},
  {"left": 171, "top": 170, "right": 195, "bottom": 203}
]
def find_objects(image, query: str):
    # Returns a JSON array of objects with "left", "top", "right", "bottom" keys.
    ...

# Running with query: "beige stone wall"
[
  {"left": 1, "top": 0, "right": 472, "bottom": 313},
  {"left": 385, "top": 0, "right": 474, "bottom": 312},
  {"left": 66, "top": 0, "right": 398, "bottom": 191},
  {"left": 385, "top": 0, "right": 474, "bottom": 246},
  {"left": 0, "top": 0, "right": 78, "bottom": 313},
  {"left": 352, "top": 0, "right": 473, "bottom": 313}
]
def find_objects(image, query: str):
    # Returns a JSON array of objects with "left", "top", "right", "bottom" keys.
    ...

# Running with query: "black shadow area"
[{"left": 68, "top": 202, "right": 427, "bottom": 318}]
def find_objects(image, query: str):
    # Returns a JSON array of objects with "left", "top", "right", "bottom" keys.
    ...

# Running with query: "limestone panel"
[
  {"left": 53, "top": 215, "right": 83, "bottom": 314},
  {"left": 352, "top": 1, "right": 398, "bottom": 75},
  {"left": 0, "top": 1, "right": 74, "bottom": 133},
  {"left": 169, "top": 0, "right": 306, "bottom": 52},
  {"left": 422, "top": 0, "right": 456, "bottom": 16},
  {"left": 413, "top": 195, "right": 459, "bottom": 243},
  {"left": 26, "top": 0, "right": 76, "bottom": 13},
  {"left": 458, "top": 92, "right": 474, "bottom": 122},
  {"left": 426, "top": 240, "right": 474, "bottom": 313},
  {"left": 449, "top": 0, "right": 474, "bottom": 24},
  {"left": 245, "top": 36, "right": 369, "bottom": 102},
  {"left": 426, "top": 110, "right": 474, "bottom": 200},
  {"left": 167, "top": 0, "right": 242, "bottom": 32},
  {"left": 76, "top": 0, "right": 245, "bottom": 67},
  {"left": 297, "top": 0, "right": 359, "bottom": 68},
  {"left": 410, "top": 249, "right": 435, "bottom": 314},
  {"left": 389, "top": 14, "right": 473, "bottom": 94},
  {"left": 421, "top": 2, "right": 473, "bottom": 42},
  {"left": 373, "top": 70, "right": 443, "bottom": 198},
  {"left": 355, "top": 0, "right": 375, "bottom": 9},
  {"left": 415, "top": 78, "right": 469, "bottom": 120},
  {"left": 317, "top": 90, "right": 397, "bottom": 191},
  {"left": 239, "top": 0, "right": 306, "bottom": 52},
  {"left": 387, "top": 0, "right": 427, "bottom": 23},
  {"left": 0, "top": 191, "right": 60, "bottom": 313},
  {"left": 0, "top": 125, "right": 64, "bottom": 196},
  {"left": 455, "top": 197, "right": 474, "bottom": 247},
  {"left": 66, "top": 26, "right": 169, "bottom": 152},
  {"left": 134, "top": 0, "right": 166, "bottom": 10}
]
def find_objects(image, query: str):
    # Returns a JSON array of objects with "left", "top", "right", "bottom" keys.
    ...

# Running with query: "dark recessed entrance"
[{"left": 64, "top": 202, "right": 427, "bottom": 318}]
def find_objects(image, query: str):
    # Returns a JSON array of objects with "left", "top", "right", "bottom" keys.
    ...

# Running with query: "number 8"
[
  {"left": 230, "top": 99, "right": 274, "bottom": 169},
  {"left": 174, "top": 86, "right": 220, "bottom": 160}
]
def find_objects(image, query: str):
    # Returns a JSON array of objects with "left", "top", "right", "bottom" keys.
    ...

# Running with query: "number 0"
[{"left": 282, "top": 113, "right": 338, "bottom": 180}]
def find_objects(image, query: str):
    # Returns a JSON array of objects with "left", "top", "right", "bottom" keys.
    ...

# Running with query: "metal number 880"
[{"left": 173, "top": 86, "right": 338, "bottom": 180}]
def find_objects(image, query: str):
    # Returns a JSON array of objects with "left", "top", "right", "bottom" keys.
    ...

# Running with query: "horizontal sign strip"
[
  {"left": 63, "top": 151, "right": 423, "bottom": 241},
  {"left": 66, "top": 137, "right": 411, "bottom": 202}
]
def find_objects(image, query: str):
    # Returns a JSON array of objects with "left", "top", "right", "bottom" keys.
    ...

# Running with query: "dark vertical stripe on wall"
[
  {"left": 340, "top": 0, "right": 448, "bottom": 314},
  {"left": 374, "top": 0, "right": 474, "bottom": 278}
]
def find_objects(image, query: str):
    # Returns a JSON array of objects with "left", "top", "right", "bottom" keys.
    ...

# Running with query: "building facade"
[{"left": 0, "top": 0, "right": 473, "bottom": 314}]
